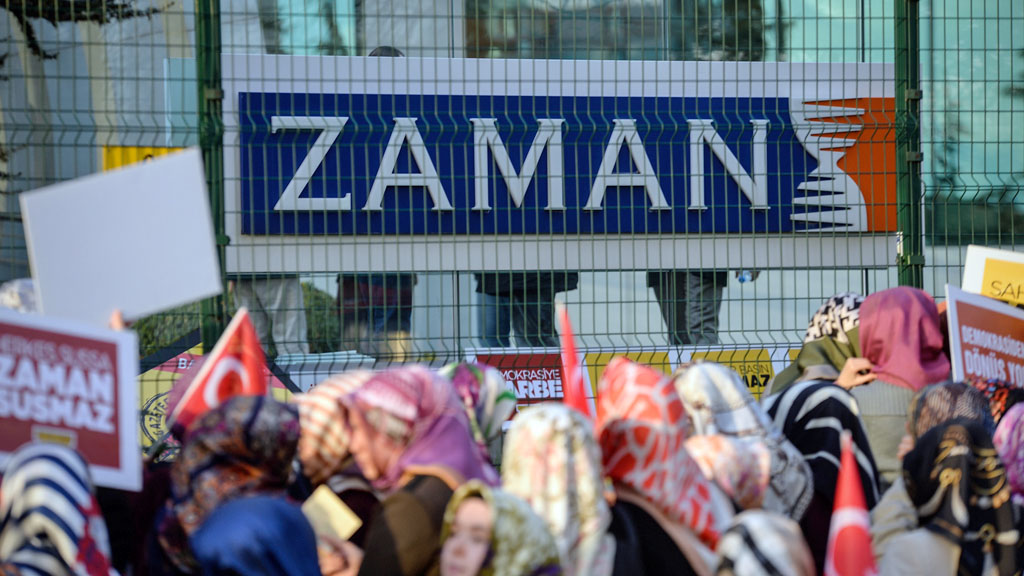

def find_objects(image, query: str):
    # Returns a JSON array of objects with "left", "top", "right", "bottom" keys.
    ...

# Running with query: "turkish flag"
[
  {"left": 558, "top": 304, "right": 593, "bottom": 420},
  {"left": 825, "top": 431, "right": 878, "bottom": 576},
  {"left": 166, "top": 308, "right": 268, "bottom": 430}
]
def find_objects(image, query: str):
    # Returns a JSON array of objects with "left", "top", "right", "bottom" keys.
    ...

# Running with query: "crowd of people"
[{"left": 4, "top": 285, "right": 1024, "bottom": 575}]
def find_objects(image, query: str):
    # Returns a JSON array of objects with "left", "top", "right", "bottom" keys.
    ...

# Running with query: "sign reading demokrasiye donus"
[{"left": 223, "top": 56, "right": 897, "bottom": 273}]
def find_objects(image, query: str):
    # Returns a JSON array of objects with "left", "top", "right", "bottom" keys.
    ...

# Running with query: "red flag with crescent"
[
  {"left": 825, "top": 431, "right": 878, "bottom": 576},
  {"left": 167, "top": 308, "right": 268, "bottom": 430},
  {"left": 558, "top": 303, "right": 593, "bottom": 420}
]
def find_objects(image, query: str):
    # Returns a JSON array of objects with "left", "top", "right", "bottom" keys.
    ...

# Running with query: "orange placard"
[{"left": 946, "top": 285, "right": 1024, "bottom": 384}]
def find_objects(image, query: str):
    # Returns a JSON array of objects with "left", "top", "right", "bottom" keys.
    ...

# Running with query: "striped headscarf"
[
  {"left": 715, "top": 511, "right": 815, "bottom": 576},
  {"left": 294, "top": 371, "right": 375, "bottom": 485},
  {"left": 0, "top": 443, "right": 115, "bottom": 576},
  {"left": 502, "top": 403, "right": 615, "bottom": 576},
  {"left": 763, "top": 380, "right": 881, "bottom": 509}
]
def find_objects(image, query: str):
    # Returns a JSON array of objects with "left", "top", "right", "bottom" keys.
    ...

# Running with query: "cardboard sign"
[
  {"left": 0, "top": 312, "right": 141, "bottom": 491},
  {"left": 963, "top": 245, "right": 1024, "bottom": 307},
  {"left": 946, "top": 285, "right": 1024, "bottom": 384},
  {"left": 20, "top": 148, "right": 222, "bottom": 327},
  {"left": 302, "top": 485, "right": 362, "bottom": 542}
]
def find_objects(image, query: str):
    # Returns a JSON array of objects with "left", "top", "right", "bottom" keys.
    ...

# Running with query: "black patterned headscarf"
[
  {"left": 908, "top": 381, "right": 995, "bottom": 441},
  {"left": 903, "top": 419, "right": 1022, "bottom": 576},
  {"left": 771, "top": 293, "right": 864, "bottom": 393}
]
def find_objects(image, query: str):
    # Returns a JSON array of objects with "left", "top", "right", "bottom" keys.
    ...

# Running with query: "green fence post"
[
  {"left": 896, "top": 0, "right": 925, "bottom": 288},
  {"left": 196, "top": 0, "right": 228, "bottom": 348}
]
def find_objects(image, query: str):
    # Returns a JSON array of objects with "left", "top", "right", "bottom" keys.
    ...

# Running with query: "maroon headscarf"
[{"left": 859, "top": 287, "right": 950, "bottom": 391}]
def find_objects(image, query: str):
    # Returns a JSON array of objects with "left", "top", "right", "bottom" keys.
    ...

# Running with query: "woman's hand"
[
  {"left": 835, "top": 357, "right": 877, "bottom": 390},
  {"left": 897, "top": 434, "right": 914, "bottom": 461},
  {"left": 318, "top": 535, "right": 363, "bottom": 576}
]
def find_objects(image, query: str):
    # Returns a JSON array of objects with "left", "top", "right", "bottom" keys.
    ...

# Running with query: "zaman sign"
[{"left": 223, "top": 56, "right": 897, "bottom": 274}]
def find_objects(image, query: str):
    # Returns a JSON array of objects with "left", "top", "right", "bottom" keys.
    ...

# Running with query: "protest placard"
[
  {"left": 20, "top": 147, "right": 221, "bottom": 327},
  {"left": 962, "top": 245, "right": 1024, "bottom": 307},
  {"left": 0, "top": 311, "right": 140, "bottom": 491},
  {"left": 946, "top": 285, "right": 1024, "bottom": 384}
]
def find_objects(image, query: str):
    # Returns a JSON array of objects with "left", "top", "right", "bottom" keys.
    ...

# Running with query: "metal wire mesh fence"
[{"left": 0, "top": 0, "right": 1021, "bottom": 417}]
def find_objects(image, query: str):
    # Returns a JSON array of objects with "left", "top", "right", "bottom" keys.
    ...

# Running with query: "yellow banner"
[
  {"left": 102, "top": 146, "right": 183, "bottom": 171},
  {"left": 980, "top": 258, "right": 1024, "bottom": 307},
  {"left": 138, "top": 342, "right": 293, "bottom": 449},
  {"left": 691, "top": 349, "right": 777, "bottom": 399},
  {"left": 584, "top": 351, "right": 673, "bottom": 397}
]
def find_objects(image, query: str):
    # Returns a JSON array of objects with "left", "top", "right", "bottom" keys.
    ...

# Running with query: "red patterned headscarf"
[{"left": 596, "top": 357, "right": 731, "bottom": 548}]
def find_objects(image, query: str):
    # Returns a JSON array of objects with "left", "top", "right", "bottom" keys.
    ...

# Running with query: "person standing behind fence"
[
  {"left": 335, "top": 45, "right": 418, "bottom": 362},
  {"left": 232, "top": 276, "right": 309, "bottom": 355},
  {"left": 474, "top": 271, "right": 578, "bottom": 347}
]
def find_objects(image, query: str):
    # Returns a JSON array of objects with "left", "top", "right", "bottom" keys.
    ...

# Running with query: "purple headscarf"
[
  {"left": 994, "top": 403, "right": 1024, "bottom": 503},
  {"left": 341, "top": 365, "right": 498, "bottom": 494},
  {"left": 859, "top": 287, "right": 950, "bottom": 391}
]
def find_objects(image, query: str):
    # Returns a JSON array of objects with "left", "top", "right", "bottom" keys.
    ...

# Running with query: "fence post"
[
  {"left": 196, "top": 0, "right": 228, "bottom": 349},
  {"left": 895, "top": 0, "right": 925, "bottom": 288}
]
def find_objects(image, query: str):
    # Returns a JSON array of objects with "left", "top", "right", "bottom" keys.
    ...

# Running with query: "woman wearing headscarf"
[
  {"left": 439, "top": 480, "right": 563, "bottom": 576},
  {"left": 673, "top": 362, "right": 814, "bottom": 521},
  {"left": 597, "top": 357, "right": 733, "bottom": 576},
  {"left": 870, "top": 381, "right": 996, "bottom": 565},
  {"left": 153, "top": 395, "right": 301, "bottom": 574},
  {"left": 715, "top": 511, "right": 815, "bottom": 576},
  {"left": 682, "top": 435, "right": 772, "bottom": 513},
  {"left": 906, "top": 380, "right": 995, "bottom": 441},
  {"left": 501, "top": 403, "right": 615, "bottom": 576},
  {"left": 295, "top": 371, "right": 380, "bottom": 547},
  {"left": 762, "top": 379, "right": 880, "bottom": 573},
  {"left": 769, "top": 292, "right": 870, "bottom": 395},
  {"left": 0, "top": 443, "right": 116, "bottom": 576},
  {"left": 296, "top": 371, "right": 376, "bottom": 486},
  {"left": 438, "top": 362, "right": 518, "bottom": 466},
  {"left": 993, "top": 403, "right": 1024, "bottom": 507},
  {"left": 190, "top": 496, "right": 321, "bottom": 576},
  {"left": 852, "top": 286, "right": 951, "bottom": 485},
  {"left": 338, "top": 366, "right": 497, "bottom": 576},
  {"left": 877, "top": 419, "right": 1022, "bottom": 575}
]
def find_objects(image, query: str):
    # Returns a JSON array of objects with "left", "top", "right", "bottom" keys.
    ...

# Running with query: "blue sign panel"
[{"left": 239, "top": 92, "right": 828, "bottom": 235}]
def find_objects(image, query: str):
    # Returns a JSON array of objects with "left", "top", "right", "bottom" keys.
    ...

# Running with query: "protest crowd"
[{"left": 4, "top": 284, "right": 1024, "bottom": 576}]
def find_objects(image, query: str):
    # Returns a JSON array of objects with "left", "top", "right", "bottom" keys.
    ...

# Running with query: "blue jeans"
[
  {"left": 477, "top": 293, "right": 558, "bottom": 348},
  {"left": 478, "top": 293, "right": 512, "bottom": 347}
]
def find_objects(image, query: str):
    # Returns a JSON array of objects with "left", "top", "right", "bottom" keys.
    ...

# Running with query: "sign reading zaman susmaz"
[
  {"left": 223, "top": 56, "right": 897, "bottom": 273},
  {"left": 0, "top": 312, "right": 140, "bottom": 491}
]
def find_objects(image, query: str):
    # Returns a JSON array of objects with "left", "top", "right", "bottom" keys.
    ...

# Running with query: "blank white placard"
[{"left": 20, "top": 148, "right": 222, "bottom": 327}]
